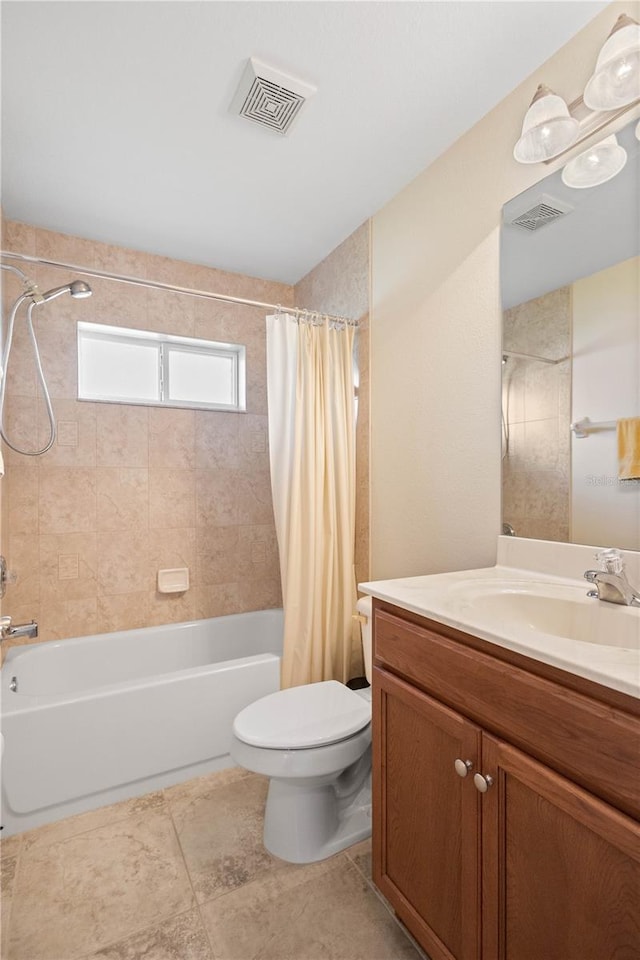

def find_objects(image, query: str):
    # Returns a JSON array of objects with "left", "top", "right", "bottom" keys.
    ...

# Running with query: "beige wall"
[
  {"left": 502, "top": 287, "right": 572, "bottom": 543},
  {"left": 1, "top": 219, "right": 294, "bottom": 647},
  {"left": 370, "top": 2, "right": 637, "bottom": 580},
  {"left": 294, "top": 222, "right": 370, "bottom": 586}
]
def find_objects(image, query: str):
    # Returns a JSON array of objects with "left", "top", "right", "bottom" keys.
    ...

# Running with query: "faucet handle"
[{"left": 595, "top": 548, "right": 624, "bottom": 574}]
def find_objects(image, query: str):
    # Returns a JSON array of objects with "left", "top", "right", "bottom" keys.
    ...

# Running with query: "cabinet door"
[
  {"left": 481, "top": 734, "right": 640, "bottom": 960},
  {"left": 373, "top": 667, "right": 482, "bottom": 960}
]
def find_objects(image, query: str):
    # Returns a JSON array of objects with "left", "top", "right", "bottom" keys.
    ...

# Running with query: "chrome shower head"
[
  {"left": 40, "top": 280, "right": 92, "bottom": 303},
  {"left": 70, "top": 280, "right": 92, "bottom": 299}
]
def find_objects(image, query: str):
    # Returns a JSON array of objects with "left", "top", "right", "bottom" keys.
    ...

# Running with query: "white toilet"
[{"left": 230, "top": 595, "right": 373, "bottom": 864}]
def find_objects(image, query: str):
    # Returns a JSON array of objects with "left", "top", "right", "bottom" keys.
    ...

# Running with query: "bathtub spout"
[{"left": 0, "top": 617, "right": 38, "bottom": 642}]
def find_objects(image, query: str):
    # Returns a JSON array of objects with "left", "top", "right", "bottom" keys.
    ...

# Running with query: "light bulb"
[
  {"left": 514, "top": 85, "right": 579, "bottom": 164},
  {"left": 561, "top": 134, "right": 627, "bottom": 189},
  {"left": 584, "top": 15, "right": 640, "bottom": 110}
]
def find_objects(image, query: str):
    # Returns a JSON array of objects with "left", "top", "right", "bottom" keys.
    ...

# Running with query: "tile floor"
[{"left": 1, "top": 768, "right": 421, "bottom": 960}]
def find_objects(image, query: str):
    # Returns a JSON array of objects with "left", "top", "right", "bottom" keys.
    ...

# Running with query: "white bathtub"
[{"left": 0, "top": 609, "right": 283, "bottom": 836}]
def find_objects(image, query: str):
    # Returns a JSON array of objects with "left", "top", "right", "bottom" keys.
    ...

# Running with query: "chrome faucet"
[
  {"left": 0, "top": 615, "right": 38, "bottom": 641},
  {"left": 584, "top": 549, "right": 640, "bottom": 608}
]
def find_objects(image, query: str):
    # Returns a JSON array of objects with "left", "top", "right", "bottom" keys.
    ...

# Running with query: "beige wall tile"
[
  {"left": 146, "top": 590, "right": 196, "bottom": 626},
  {"left": 2, "top": 218, "right": 36, "bottom": 254},
  {"left": 149, "top": 468, "right": 196, "bottom": 529},
  {"left": 5, "top": 465, "right": 39, "bottom": 534},
  {"left": 195, "top": 411, "right": 239, "bottom": 470},
  {"left": 196, "top": 526, "right": 239, "bottom": 585},
  {"left": 146, "top": 288, "right": 195, "bottom": 336},
  {"left": 2, "top": 396, "right": 39, "bottom": 466},
  {"left": 97, "top": 593, "right": 151, "bottom": 633},
  {"left": 237, "top": 414, "right": 269, "bottom": 472},
  {"left": 97, "top": 468, "right": 149, "bottom": 532},
  {"left": 35, "top": 227, "right": 97, "bottom": 268},
  {"left": 91, "top": 277, "right": 149, "bottom": 329},
  {"left": 149, "top": 407, "right": 195, "bottom": 469},
  {"left": 38, "top": 398, "right": 97, "bottom": 467},
  {"left": 97, "top": 531, "right": 151, "bottom": 595},
  {"left": 149, "top": 527, "right": 196, "bottom": 584},
  {"left": 195, "top": 582, "right": 241, "bottom": 620},
  {"left": 6, "top": 532, "right": 40, "bottom": 605},
  {"left": 195, "top": 469, "right": 238, "bottom": 526},
  {"left": 40, "top": 532, "right": 98, "bottom": 601},
  {"left": 96, "top": 404, "right": 149, "bottom": 467},
  {"left": 236, "top": 524, "right": 280, "bottom": 581},
  {"left": 236, "top": 577, "right": 282, "bottom": 612},
  {"left": 35, "top": 316, "right": 80, "bottom": 399},
  {"left": 3, "top": 322, "right": 38, "bottom": 398},
  {"left": 38, "top": 597, "right": 98, "bottom": 642},
  {"left": 39, "top": 466, "right": 97, "bottom": 534},
  {"left": 92, "top": 243, "right": 150, "bottom": 279},
  {"left": 2, "top": 220, "right": 292, "bottom": 642},
  {"left": 236, "top": 471, "right": 274, "bottom": 525}
]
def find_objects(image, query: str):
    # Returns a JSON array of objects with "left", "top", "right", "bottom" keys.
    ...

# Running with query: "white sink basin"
[{"left": 446, "top": 580, "right": 640, "bottom": 650}]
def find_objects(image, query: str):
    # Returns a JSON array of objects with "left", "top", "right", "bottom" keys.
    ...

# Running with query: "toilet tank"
[{"left": 356, "top": 595, "right": 373, "bottom": 683}]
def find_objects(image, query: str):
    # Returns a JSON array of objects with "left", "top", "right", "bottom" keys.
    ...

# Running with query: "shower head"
[{"left": 39, "top": 280, "right": 92, "bottom": 303}]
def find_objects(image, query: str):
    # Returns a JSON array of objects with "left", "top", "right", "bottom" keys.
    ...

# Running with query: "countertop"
[{"left": 360, "top": 564, "right": 640, "bottom": 700}]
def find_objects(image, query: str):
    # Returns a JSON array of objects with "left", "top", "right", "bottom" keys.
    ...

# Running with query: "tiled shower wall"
[
  {"left": 1, "top": 218, "right": 372, "bottom": 651},
  {"left": 294, "top": 222, "right": 370, "bottom": 586},
  {"left": 502, "top": 285, "right": 571, "bottom": 542},
  {"left": 0, "top": 218, "right": 294, "bottom": 645}
]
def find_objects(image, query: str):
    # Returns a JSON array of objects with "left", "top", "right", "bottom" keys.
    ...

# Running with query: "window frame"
[{"left": 77, "top": 321, "right": 247, "bottom": 413}]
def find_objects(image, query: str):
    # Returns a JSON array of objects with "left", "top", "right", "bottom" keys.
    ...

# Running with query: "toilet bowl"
[{"left": 230, "top": 596, "right": 373, "bottom": 864}]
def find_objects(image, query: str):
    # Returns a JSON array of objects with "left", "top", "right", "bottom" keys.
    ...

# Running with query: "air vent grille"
[
  {"left": 508, "top": 194, "right": 574, "bottom": 232},
  {"left": 240, "top": 77, "right": 305, "bottom": 134},
  {"left": 231, "top": 58, "right": 316, "bottom": 136}
]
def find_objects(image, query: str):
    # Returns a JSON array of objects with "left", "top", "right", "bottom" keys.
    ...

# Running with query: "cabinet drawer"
[{"left": 374, "top": 608, "right": 640, "bottom": 819}]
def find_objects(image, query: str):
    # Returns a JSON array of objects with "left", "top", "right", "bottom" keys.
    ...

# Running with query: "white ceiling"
[{"left": 1, "top": 1, "right": 607, "bottom": 285}]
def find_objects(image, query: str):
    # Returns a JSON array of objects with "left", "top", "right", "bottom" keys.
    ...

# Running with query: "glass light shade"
[
  {"left": 513, "top": 89, "right": 579, "bottom": 163},
  {"left": 561, "top": 135, "right": 627, "bottom": 189},
  {"left": 584, "top": 18, "right": 640, "bottom": 110}
]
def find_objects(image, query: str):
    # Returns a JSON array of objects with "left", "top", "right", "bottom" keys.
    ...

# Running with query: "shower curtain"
[{"left": 266, "top": 313, "right": 358, "bottom": 688}]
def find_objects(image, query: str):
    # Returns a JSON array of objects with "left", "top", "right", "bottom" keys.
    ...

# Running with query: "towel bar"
[{"left": 571, "top": 417, "right": 617, "bottom": 438}]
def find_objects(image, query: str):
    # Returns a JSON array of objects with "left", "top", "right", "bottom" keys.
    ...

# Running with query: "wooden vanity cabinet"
[{"left": 372, "top": 603, "right": 640, "bottom": 960}]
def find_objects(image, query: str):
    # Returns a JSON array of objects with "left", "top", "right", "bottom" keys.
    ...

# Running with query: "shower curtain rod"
[{"left": 0, "top": 250, "right": 357, "bottom": 327}]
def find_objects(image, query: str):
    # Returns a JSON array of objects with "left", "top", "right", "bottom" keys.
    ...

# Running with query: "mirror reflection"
[{"left": 501, "top": 117, "right": 640, "bottom": 550}]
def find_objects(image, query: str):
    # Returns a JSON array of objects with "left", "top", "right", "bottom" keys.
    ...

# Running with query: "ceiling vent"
[
  {"left": 507, "top": 193, "right": 574, "bottom": 232},
  {"left": 231, "top": 58, "right": 316, "bottom": 136}
]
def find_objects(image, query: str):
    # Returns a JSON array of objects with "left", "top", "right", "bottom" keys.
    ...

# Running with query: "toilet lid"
[{"left": 233, "top": 680, "right": 371, "bottom": 749}]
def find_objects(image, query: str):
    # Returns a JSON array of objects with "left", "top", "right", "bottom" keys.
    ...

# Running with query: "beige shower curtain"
[{"left": 266, "top": 313, "right": 358, "bottom": 688}]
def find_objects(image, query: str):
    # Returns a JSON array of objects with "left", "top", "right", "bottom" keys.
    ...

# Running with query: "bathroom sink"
[{"left": 446, "top": 580, "right": 640, "bottom": 650}]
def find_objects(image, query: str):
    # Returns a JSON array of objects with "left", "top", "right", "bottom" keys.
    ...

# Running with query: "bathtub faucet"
[{"left": 0, "top": 616, "right": 38, "bottom": 641}]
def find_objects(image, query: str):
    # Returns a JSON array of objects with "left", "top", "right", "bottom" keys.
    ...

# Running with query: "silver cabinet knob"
[
  {"left": 473, "top": 773, "right": 494, "bottom": 793},
  {"left": 454, "top": 758, "right": 473, "bottom": 778}
]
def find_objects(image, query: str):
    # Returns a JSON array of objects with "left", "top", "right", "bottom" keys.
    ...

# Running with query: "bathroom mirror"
[{"left": 501, "top": 116, "right": 640, "bottom": 551}]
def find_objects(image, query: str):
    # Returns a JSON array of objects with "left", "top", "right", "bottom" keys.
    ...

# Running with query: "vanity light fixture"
[
  {"left": 561, "top": 134, "right": 628, "bottom": 189},
  {"left": 583, "top": 14, "right": 640, "bottom": 111},
  {"left": 514, "top": 15, "right": 640, "bottom": 167},
  {"left": 513, "top": 85, "right": 579, "bottom": 163}
]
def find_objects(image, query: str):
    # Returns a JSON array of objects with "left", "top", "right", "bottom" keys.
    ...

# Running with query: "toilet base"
[{"left": 263, "top": 751, "right": 372, "bottom": 864}]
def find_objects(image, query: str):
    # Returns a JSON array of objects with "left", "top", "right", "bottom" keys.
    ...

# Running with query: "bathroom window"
[{"left": 77, "top": 322, "right": 246, "bottom": 411}]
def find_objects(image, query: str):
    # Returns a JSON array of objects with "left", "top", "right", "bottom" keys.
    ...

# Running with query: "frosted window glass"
[
  {"left": 79, "top": 337, "right": 160, "bottom": 402},
  {"left": 168, "top": 349, "right": 235, "bottom": 405}
]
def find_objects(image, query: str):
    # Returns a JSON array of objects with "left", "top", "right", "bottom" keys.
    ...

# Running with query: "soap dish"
[{"left": 157, "top": 568, "right": 190, "bottom": 594}]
